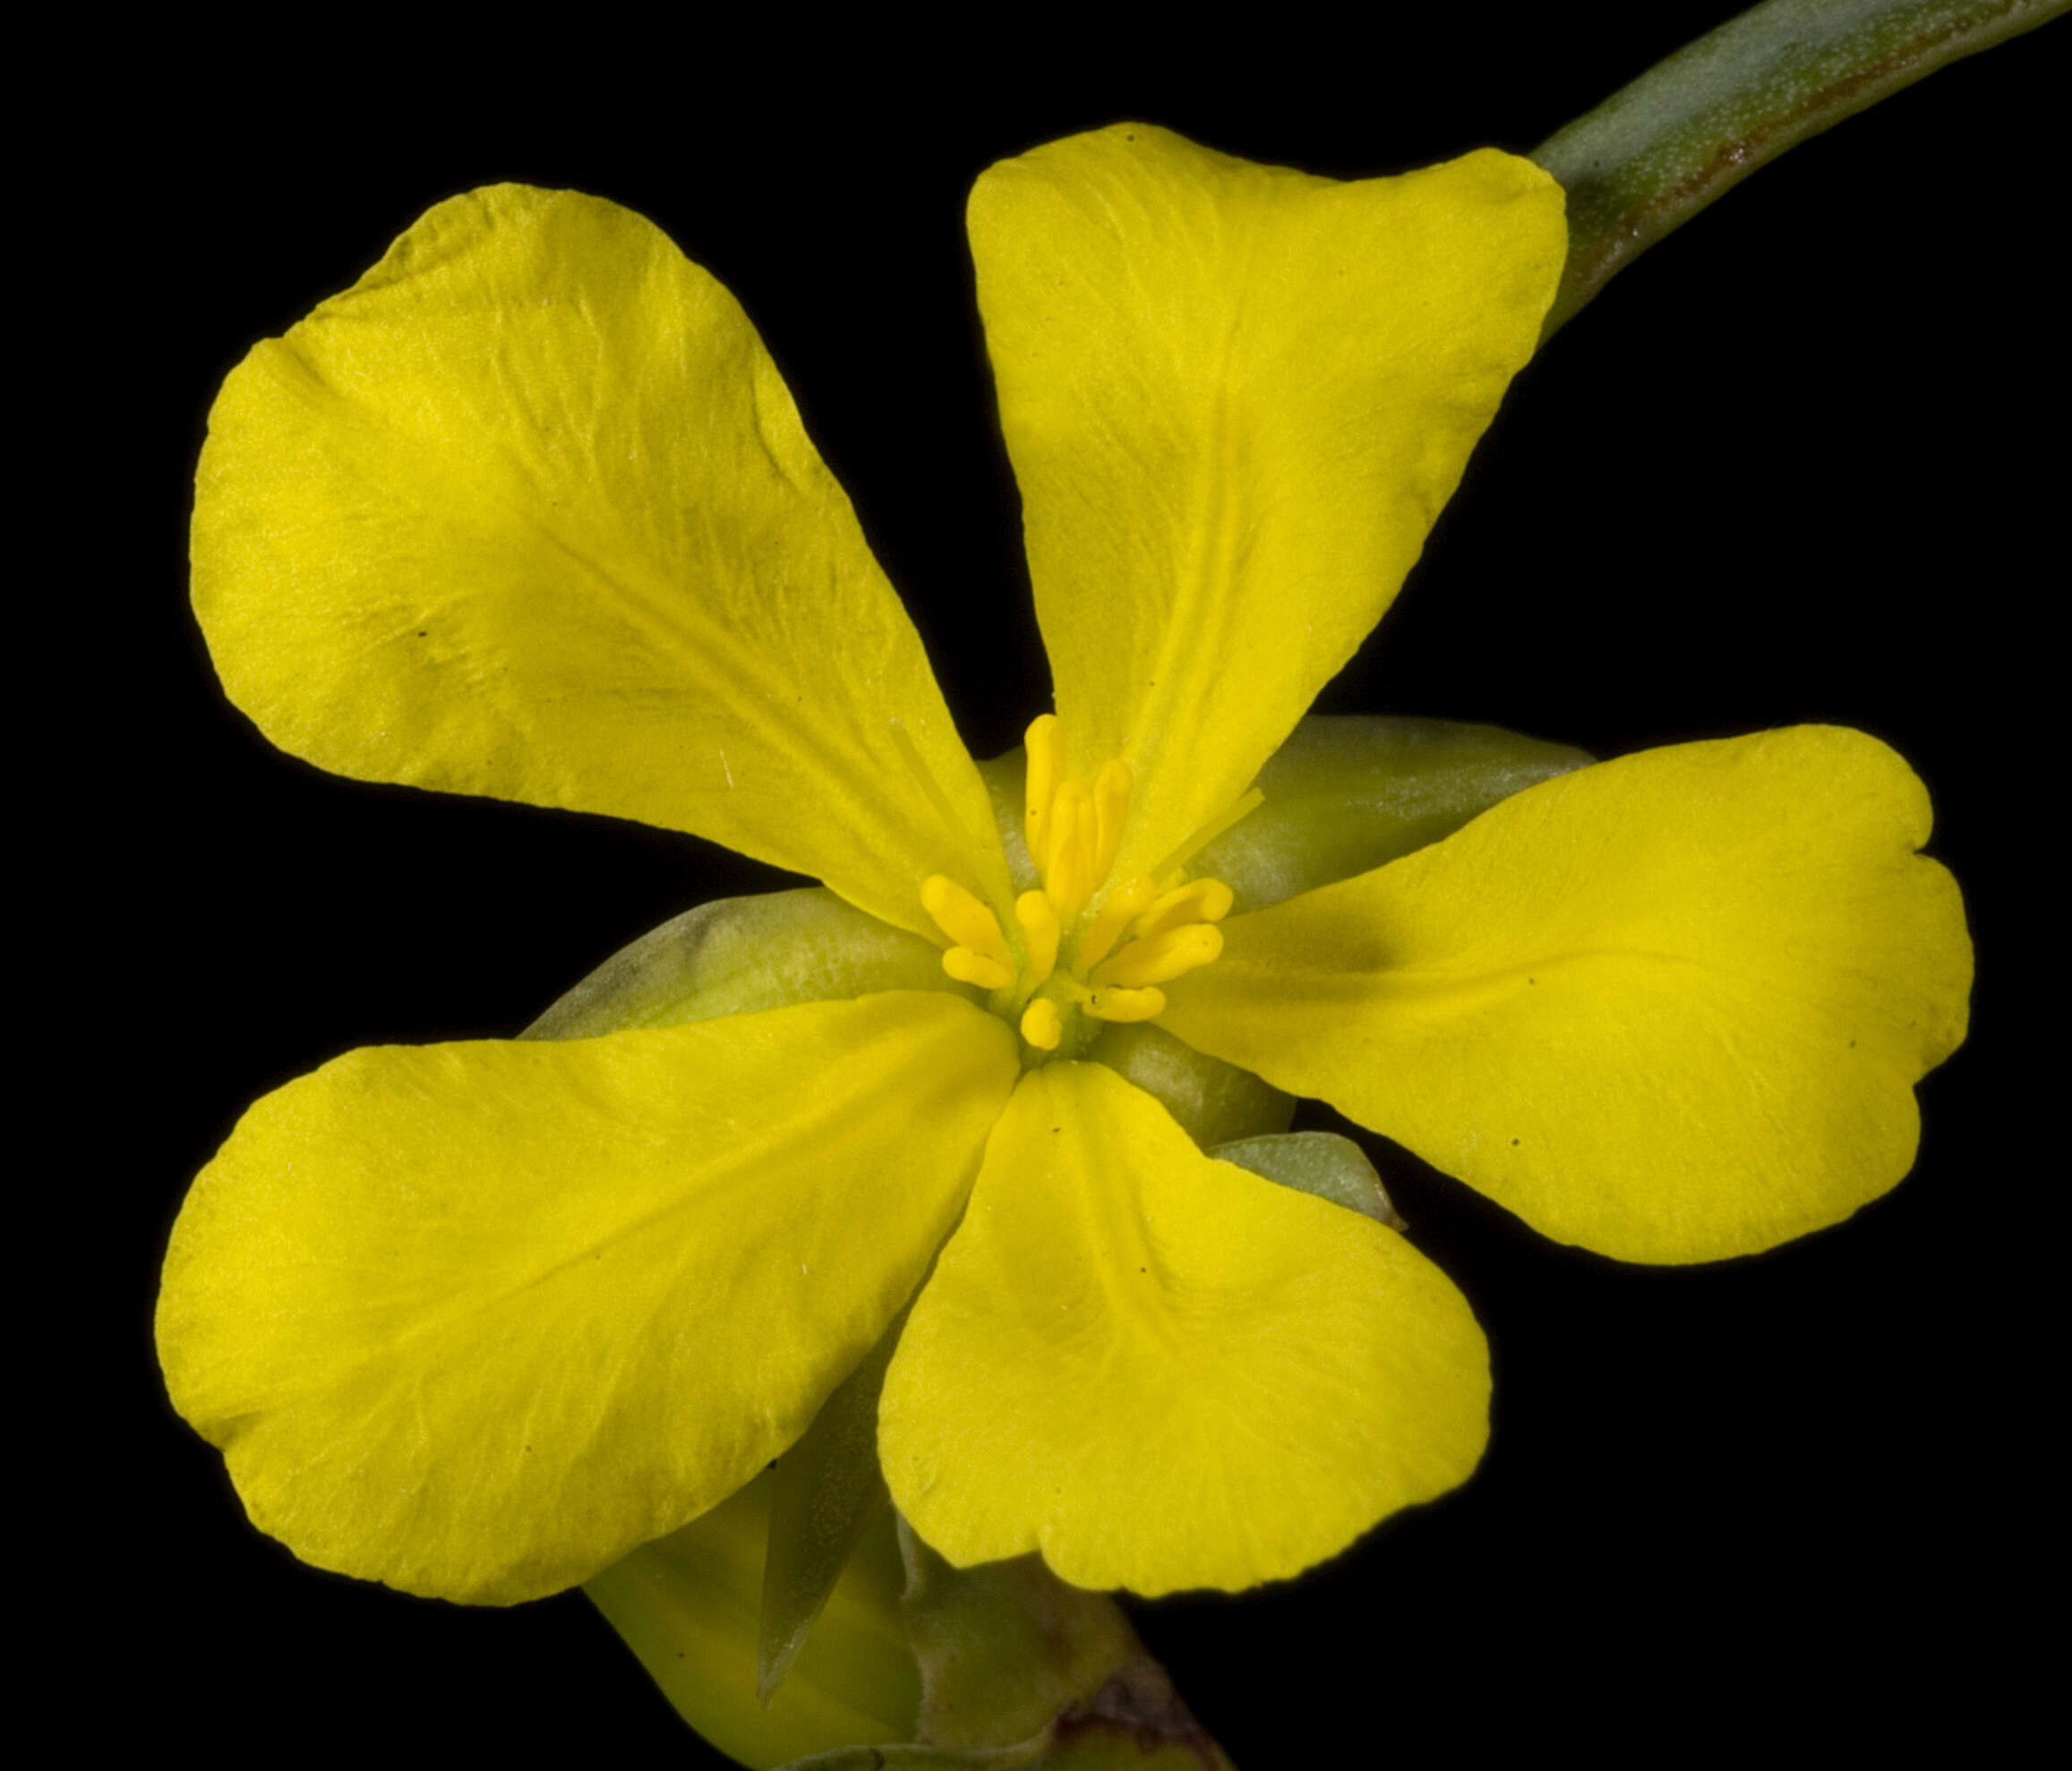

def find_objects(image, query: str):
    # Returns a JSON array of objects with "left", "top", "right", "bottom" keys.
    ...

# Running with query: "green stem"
[{"left": 1533, "top": 0, "right": 2066, "bottom": 334}]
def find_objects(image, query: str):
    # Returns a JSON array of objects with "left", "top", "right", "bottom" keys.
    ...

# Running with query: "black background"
[{"left": 102, "top": 8, "right": 2054, "bottom": 1760}]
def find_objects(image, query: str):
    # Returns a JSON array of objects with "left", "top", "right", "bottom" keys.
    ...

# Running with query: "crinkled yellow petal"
[
  {"left": 157, "top": 992, "right": 1019, "bottom": 1604},
  {"left": 193, "top": 184, "right": 1007, "bottom": 936},
  {"left": 968, "top": 125, "right": 1564, "bottom": 877},
  {"left": 878, "top": 1063, "right": 1489, "bottom": 1596},
  {"left": 1161, "top": 727, "right": 1973, "bottom": 1264}
]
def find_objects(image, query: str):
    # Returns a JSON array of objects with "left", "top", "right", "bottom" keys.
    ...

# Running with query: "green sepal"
[
  {"left": 1211, "top": 1131, "right": 1405, "bottom": 1228},
  {"left": 1088, "top": 1022, "right": 1295, "bottom": 1150},
  {"left": 525, "top": 886, "right": 976, "bottom": 1039},
  {"left": 889, "top": 1524, "right": 1234, "bottom": 1767},
  {"left": 900, "top": 1526, "right": 1141, "bottom": 1749},
  {"left": 761, "top": 1313, "right": 908, "bottom": 1703},
  {"left": 585, "top": 1474, "right": 920, "bottom": 1768},
  {"left": 1192, "top": 714, "right": 1590, "bottom": 912}
]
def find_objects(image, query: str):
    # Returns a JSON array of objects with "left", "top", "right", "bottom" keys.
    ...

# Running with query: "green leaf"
[
  {"left": 762, "top": 1313, "right": 908, "bottom": 1703},
  {"left": 524, "top": 886, "right": 972, "bottom": 1039},
  {"left": 1211, "top": 1131, "right": 1405, "bottom": 1228},
  {"left": 1192, "top": 715, "right": 1591, "bottom": 913}
]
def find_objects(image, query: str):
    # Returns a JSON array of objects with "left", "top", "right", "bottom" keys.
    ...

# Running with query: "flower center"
[{"left": 921, "top": 714, "right": 1250, "bottom": 1059}]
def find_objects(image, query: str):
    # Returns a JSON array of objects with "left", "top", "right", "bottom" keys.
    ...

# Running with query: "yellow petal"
[
  {"left": 193, "top": 184, "right": 1007, "bottom": 936},
  {"left": 969, "top": 125, "right": 1564, "bottom": 877},
  {"left": 157, "top": 992, "right": 1019, "bottom": 1604},
  {"left": 1161, "top": 727, "right": 1973, "bottom": 1264},
  {"left": 878, "top": 1063, "right": 1489, "bottom": 1596}
]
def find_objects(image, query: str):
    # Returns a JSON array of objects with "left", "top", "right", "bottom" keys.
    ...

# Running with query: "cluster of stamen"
[{"left": 921, "top": 715, "right": 1246, "bottom": 1057}]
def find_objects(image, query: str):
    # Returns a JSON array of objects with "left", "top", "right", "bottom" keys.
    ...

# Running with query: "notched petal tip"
[
  {"left": 878, "top": 1064, "right": 1488, "bottom": 1596},
  {"left": 193, "top": 180, "right": 1006, "bottom": 937},
  {"left": 1165, "top": 724, "right": 1974, "bottom": 1265},
  {"left": 156, "top": 993, "right": 1019, "bottom": 1603}
]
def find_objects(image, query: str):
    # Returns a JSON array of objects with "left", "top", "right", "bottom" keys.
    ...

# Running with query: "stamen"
[
  {"left": 1015, "top": 892, "right": 1060, "bottom": 987},
  {"left": 1019, "top": 998, "right": 1063, "bottom": 1051},
  {"left": 1073, "top": 874, "right": 1157, "bottom": 975},
  {"left": 921, "top": 876, "right": 1013, "bottom": 969},
  {"left": 1092, "top": 922, "right": 1223, "bottom": 989},
  {"left": 1130, "top": 878, "right": 1235, "bottom": 944},
  {"left": 1085, "top": 984, "right": 1167, "bottom": 1023},
  {"left": 1044, "top": 782, "right": 1098, "bottom": 923},
  {"left": 923, "top": 714, "right": 1237, "bottom": 1050},
  {"left": 944, "top": 947, "right": 1016, "bottom": 991},
  {"left": 1023, "top": 714, "right": 1065, "bottom": 865},
  {"left": 1148, "top": 787, "right": 1265, "bottom": 886},
  {"left": 1092, "top": 759, "right": 1134, "bottom": 887}
]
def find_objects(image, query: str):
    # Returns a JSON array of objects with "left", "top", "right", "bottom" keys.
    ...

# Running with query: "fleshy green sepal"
[
  {"left": 760, "top": 1316, "right": 907, "bottom": 1703},
  {"left": 878, "top": 1522, "right": 1236, "bottom": 1769},
  {"left": 1088, "top": 1022, "right": 1295, "bottom": 1150},
  {"left": 1192, "top": 714, "right": 1590, "bottom": 911},
  {"left": 527, "top": 887, "right": 975, "bottom": 1039},
  {"left": 1212, "top": 1130, "right": 1406, "bottom": 1228},
  {"left": 586, "top": 1476, "right": 920, "bottom": 1767}
]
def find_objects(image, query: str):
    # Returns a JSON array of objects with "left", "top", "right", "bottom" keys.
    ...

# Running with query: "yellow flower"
[{"left": 157, "top": 125, "right": 1969, "bottom": 1615}]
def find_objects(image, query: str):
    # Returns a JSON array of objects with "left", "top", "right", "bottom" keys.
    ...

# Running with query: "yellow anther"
[
  {"left": 1023, "top": 714, "right": 1065, "bottom": 864},
  {"left": 1044, "top": 782, "right": 1098, "bottom": 923},
  {"left": 985, "top": 719, "right": 1232, "bottom": 1039},
  {"left": 1131, "top": 877, "right": 1236, "bottom": 943},
  {"left": 1093, "top": 922, "right": 1223, "bottom": 989},
  {"left": 943, "top": 946, "right": 1016, "bottom": 991},
  {"left": 1092, "top": 759, "right": 1134, "bottom": 887},
  {"left": 1019, "top": 998, "right": 1063, "bottom": 1051},
  {"left": 1073, "top": 874, "right": 1158, "bottom": 975},
  {"left": 921, "top": 876, "right": 1013, "bottom": 969},
  {"left": 1085, "top": 984, "right": 1167, "bottom": 1023},
  {"left": 1015, "top": 892, "right": 1060, "bottom": 987}
]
